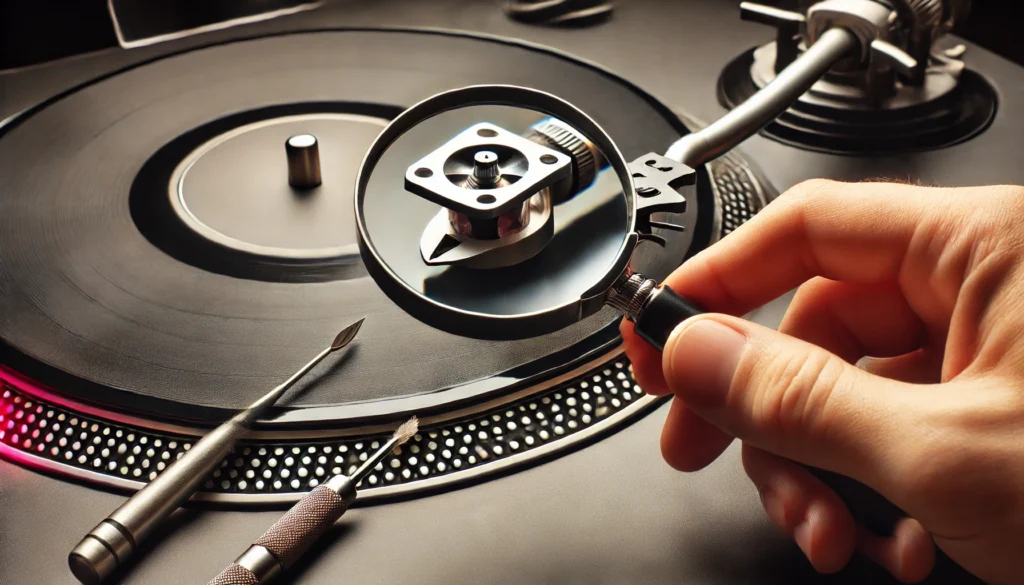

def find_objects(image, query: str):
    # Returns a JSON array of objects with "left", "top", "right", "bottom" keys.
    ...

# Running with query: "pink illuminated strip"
[
  {"left": 0, "top": 387, "right": 48, "bottom": 456},
  {"left": 0, "top": 366, "right": 204, "bottom": 436}
]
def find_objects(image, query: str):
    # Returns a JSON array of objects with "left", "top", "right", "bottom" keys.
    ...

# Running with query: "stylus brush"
[
  {"left": 208, "top": 416, "right": 419, "bottom": 585},
  {"left": 68, "top": 318, "right": 365, "bottom": 585}
]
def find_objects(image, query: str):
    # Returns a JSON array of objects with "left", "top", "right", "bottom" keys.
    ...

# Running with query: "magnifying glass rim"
[{"left": 354, "top": 84, "right": 637, "bottom": 340}]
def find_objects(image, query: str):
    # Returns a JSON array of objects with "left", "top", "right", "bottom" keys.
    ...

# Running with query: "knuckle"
[
  {"left": 983, "top": 186, "right": 1024, "bottom": 242},
  {"left": 736, "top": 345, "right": 845, "bottom": 441},
  {"left": 777, "top": 178, "right": 840, "bottom": 208},
  {"left": 945, "top": 185, "right": 1022, "bottom": 231},
  {"left": 787, "top": 178, "right": 839, "bottom": 198},
  {"left": 786, "top": 278, "right": 836, "bottom": 314},
  {"left": 924, "top": 186, "right": 1024, "bottom": 280}
]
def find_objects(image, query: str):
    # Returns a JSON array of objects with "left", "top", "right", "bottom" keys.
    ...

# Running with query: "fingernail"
[
  {"left": 663, "top": 319, "right": 746, "bottom": 407},
  {"left": 758, "top": 483, "right": 786, "bottom": 528},
  {"left": 793, "top": 503, "right": 818, "bottom": 559},
  {"left": 757, "top": 483, "right": 771, "bottom": 509}
]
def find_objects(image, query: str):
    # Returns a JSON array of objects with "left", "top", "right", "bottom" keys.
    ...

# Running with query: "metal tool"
[
  {"left": 68, "top": 318, "right": 365, "bottom": 585},
  {"left": 208, "top": 416, "right": 419, "bottom": 585}
]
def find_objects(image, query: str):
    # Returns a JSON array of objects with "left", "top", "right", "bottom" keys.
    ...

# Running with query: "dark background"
[{"left": 1, "top": 0, "right": 1022, "bottom": 71}]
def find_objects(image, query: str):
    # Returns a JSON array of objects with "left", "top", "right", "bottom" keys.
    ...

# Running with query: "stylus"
[{"left": 67, "top": 318, "right": 366, "bottom": 585}]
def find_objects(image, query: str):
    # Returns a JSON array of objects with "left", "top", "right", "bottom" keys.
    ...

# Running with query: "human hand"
[{"left": 621, "top": 179, "right": 1024, "bottom": 584}]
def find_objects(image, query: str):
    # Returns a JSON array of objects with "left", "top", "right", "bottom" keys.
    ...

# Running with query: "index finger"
[
  {"left": 619, "top": 179, "right": 945, "bottom": 392},
  {"left": 620, "top": 180, "right": 952, "bottom": 472},
  {"left": 667, "top": 179, "right": 945, "bottom": 316}
]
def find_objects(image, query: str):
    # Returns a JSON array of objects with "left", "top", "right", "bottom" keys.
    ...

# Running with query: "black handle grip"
[{"left": 633, "top": 285, "right": 705, "bottom": 351}]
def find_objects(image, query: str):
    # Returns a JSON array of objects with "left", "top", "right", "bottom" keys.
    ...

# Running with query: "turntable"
[{"left": 0, "top": 1, "right": 1020, "bottom": 584}]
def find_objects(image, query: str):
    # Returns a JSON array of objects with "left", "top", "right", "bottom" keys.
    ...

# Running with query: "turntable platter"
[{"left": 0, "top": 30, "right": 689, "bottom": 423}]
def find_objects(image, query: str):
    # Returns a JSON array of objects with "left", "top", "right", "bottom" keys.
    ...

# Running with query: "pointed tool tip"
[{"left": 330, "top": 317, "right": 365, "bottom": 351}]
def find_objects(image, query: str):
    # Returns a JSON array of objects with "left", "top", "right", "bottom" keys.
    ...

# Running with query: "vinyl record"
[{"left": 0, "top": 29, "right": 698, "bottom": 423}]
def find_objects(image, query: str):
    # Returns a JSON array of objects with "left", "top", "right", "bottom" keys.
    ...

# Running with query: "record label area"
[{"left": 167, "top": 112, "right": 387, "bottom": 262}]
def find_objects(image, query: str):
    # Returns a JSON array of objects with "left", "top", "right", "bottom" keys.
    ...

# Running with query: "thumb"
[{"left": 663, "top": 314, "right": 912, "bottom": 490}]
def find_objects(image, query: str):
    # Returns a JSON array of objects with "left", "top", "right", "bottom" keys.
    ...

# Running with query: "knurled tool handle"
[{"left": 209, "top": 484, "right": 348, "bottom": 585}]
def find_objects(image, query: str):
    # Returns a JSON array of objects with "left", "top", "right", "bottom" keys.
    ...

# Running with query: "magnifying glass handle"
[{"left": 632, "top": 285, "right": 705, "bottom": 351}]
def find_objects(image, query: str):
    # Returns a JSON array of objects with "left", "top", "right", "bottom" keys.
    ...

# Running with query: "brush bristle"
[{"left": 393, "top": 416, "right": 419, "bottom": 445}]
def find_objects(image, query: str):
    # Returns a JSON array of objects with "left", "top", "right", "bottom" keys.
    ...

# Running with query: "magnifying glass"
[
  {"left": 355, "top": 82, "right": 909, "bottom": 548},
  {"left": 355, "top": 85, "right": 705, "bottom": 350}
]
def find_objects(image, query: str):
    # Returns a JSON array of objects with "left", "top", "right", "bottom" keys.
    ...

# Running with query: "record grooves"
[
  {"left": 0, "top": 24, "right": 772, "bottom": 505},
  {"left": 3, "top": 3, "right": 1020, "bottom": 583},
  {"left": 0, "top": 29, "right": 696, "bottom": 425}
]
